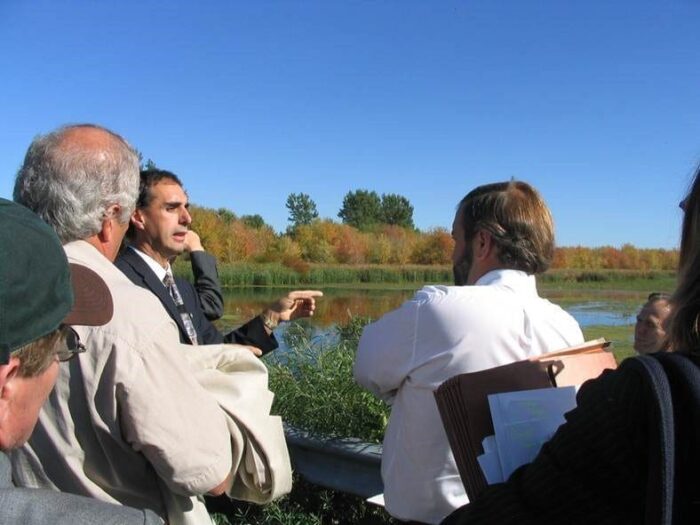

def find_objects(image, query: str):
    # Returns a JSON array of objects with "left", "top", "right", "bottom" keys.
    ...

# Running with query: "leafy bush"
[
  {"left": 212, "top": 320, "right": 396, "bottom": 524},
  {"left": 264, "top": 317, "right": 389, "bottom": 443}
]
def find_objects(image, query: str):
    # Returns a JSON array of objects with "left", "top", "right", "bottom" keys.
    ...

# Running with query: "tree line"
[
  {"left": 188, "top": 203, "right": 678, "bottom": 270},
  {"left": 286, "top": 190, "right": 415, "bottom": 231},
  {"left": 135, "top": 159, "right": 678, "bottom": 271}
]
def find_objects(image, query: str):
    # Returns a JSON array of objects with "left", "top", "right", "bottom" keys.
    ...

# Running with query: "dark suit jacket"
[
  {"left": 115, "top": 247, "right": 278, "bottom": 354},
  {"left": 190, "top": 251, "right": 224, "bottom": 321}
]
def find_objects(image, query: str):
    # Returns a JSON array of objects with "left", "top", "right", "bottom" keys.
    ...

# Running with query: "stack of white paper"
[{"left": 476, "top": 386, "right": 577, "bottom": 484}]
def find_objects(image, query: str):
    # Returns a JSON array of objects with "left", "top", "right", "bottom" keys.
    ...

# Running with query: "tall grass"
[{"left": 174, "top": 261, "right": 676, "bottom": 289}]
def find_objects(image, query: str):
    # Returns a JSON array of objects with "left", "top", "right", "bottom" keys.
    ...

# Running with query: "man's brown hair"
[{"left": 458, "top": 180, "right": 554, "bottom": 275}]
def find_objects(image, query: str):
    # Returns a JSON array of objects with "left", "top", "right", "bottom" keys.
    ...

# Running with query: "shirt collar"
[
  {"left": 474, "top": 268, "right": 538, "bottom": 295},
  {"left": 129, "top": 246, "right": 171, "bottom": 282}
]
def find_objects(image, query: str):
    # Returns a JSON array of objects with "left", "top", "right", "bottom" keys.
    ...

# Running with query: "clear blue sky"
[{"left": 1, "top": 0, "right": 699, "bottom": 248}]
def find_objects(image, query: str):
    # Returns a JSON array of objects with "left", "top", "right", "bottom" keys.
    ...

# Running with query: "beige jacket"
[{"left": 11, "top": 241, "right": 290, "bottom": 525}]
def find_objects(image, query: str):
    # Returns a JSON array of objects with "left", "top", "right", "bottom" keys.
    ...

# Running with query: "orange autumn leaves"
[{"left": 189, "top": 206, "right": 677, "bottom": 270}]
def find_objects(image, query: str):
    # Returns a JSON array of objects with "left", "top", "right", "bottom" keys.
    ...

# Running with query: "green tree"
[
  {"left": 134, "top": 149, "right": 157, "bottom": 171},
  {"left": 380, "top": 193, "right": 414, "bottom": 229},
  {"left": 286, "top": 193, "right": 319, "bottom": 231},
  {"left": 216, "top": 207, "right": 237, "bottom": 223},
  {"left": 338, "top": 189, "right": 381, "bottom": 231},
  {"left": 241, "top": 214, "right": 267, "bottom": 229}
]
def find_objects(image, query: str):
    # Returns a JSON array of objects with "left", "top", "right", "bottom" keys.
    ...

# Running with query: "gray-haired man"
[{"left": 11, "top": 124, "right": 290, "bottom": 525}]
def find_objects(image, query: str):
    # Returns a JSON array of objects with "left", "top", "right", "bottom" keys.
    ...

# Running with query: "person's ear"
[
  {"left": 473, "top": 229, "right": 494, "bottom": 261},
  {"left": 97, "top": 204, "right": 123, "bottom": 245},
  {"left": 130, "top": 208, "right": 146, "bottom": 232},
  {"left": 0, "top": 357, "right": 21, "bottom": 409}
]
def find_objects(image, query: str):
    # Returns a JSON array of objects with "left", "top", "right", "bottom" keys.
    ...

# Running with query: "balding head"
[
  {"left": 60, "top": 124, "right": 125, "bottom": 151},
  {"left": 14, "top": 124, "right": 140, "bottom": 243}
]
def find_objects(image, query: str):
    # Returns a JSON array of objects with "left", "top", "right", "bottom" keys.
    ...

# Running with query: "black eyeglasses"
[{"left": 56, "top": 326, "right": 87, "bottom": 362}]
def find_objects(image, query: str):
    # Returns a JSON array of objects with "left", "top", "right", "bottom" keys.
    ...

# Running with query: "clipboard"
[{"left": 434, "top": 338, "right": 617, "bottom": 499}]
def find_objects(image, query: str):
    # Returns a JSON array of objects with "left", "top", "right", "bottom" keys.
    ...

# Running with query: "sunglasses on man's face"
[{"left": 56, "top": 326, "right": 87, "bottom": 362}]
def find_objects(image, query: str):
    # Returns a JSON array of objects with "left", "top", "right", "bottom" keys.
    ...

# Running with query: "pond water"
[{"left": 216, "top": 286, "right": 644, "bottom": 343}]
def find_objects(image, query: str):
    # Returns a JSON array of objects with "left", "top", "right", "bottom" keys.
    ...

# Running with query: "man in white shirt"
[{"left": 354, "top": 180, "right": 584, "bottom": 524}]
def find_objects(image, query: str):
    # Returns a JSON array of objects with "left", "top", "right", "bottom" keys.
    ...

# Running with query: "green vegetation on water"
[
  {"left": 175, "top": 261, "right": 676, "bottom": 292},
  {"left": 539, "top": 269, "right": 676, "bottom": 292},
  {"left": 175, "top": 261, "right": 453, "bottom": 287}
]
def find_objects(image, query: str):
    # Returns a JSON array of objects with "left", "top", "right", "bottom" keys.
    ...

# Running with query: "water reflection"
[
  {"left": 566, "top": 302, "right": 637, "bottom": 327},
  {"left": 216, "top": 286, "right": 645, "bottom": 334},
  {"left": 217, "top": 288, "right": 413, "bottom": 331}
]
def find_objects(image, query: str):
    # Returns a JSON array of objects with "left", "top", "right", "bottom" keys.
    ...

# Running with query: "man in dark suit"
[
  {"left": 182, "top": 229, "right": 224, "bottom": 321},
  {"left": 115, "top": 169, "right": 321, "bottom": 354}
]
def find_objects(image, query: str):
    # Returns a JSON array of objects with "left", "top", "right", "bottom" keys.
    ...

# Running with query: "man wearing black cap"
[{"left": 0, "top": 198, "right": 160, "bottom": 524}]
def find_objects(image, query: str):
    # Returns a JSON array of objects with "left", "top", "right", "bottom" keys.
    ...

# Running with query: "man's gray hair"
[{"left": 13, "top": 124, "right": 140, "bottom": 243}]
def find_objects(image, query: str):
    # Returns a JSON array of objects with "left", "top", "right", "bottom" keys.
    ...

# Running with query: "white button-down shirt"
[
  {"left": 129, "top": 246, "right": 170, "bottom": 282},
  {"left": 354, "top": 269, "right": 584, "bottom": 524}
]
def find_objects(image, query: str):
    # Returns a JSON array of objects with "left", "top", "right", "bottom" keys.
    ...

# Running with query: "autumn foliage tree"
[{"left": 187, "top": 204, "right": 677, "bottom": 270}]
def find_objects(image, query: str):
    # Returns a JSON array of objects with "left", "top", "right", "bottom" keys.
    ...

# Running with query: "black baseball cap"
[{"left": 0, "top": 199, "right": 113, "bottom": 363}]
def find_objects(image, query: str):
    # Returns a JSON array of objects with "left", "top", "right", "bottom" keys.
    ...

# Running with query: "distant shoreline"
[{"left": 174, "top": 262, "right": 676, "bottom": 291}]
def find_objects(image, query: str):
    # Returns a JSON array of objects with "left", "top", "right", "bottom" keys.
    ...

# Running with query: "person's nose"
[{"left": 181, "top": 207, "right": 192, "bottom": 225}]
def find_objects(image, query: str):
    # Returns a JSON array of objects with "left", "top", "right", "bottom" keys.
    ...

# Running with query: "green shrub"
[{"left": 264, "top": 317, "right": 389, "bottom": 443}]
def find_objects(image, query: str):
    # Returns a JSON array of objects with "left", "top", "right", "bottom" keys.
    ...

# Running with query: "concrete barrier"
[{"left": 284, "top": 425, "right": 383, "bottom": 498}]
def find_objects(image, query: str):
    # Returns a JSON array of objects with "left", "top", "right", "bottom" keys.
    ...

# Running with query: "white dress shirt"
[
  {"left": 129, "top": 246, "right": 169, "bottom": 281},
  {"left": 354, "top": 269, "right": 584, "bottom": 524}
]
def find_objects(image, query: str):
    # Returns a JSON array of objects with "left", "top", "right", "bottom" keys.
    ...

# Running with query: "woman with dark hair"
[{"left": 442, "top": 170, "right": 700, "bottom": 525}]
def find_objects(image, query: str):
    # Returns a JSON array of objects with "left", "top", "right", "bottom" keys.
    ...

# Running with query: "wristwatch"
[{"left": 260, "top": 312, "right": 279, "bottom": 331}]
